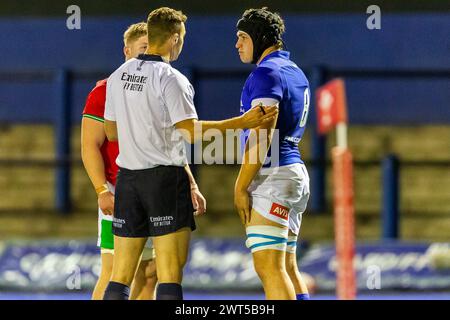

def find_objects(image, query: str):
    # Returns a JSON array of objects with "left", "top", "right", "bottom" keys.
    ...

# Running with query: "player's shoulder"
[
  {"left": 252, "top": 64, "right": 280, "bottom": 77},
  {"left": 108, "top": 59, "right": 136, "bottom": 80},
  {"left": 260, "top": 58, "right": 309, "bottom": 88},
  {"left": 88, "top": 78, "right": 107, "bottom": 99},
  {"left": 248, "top": 65, "right": 282, "bottom": 88},
  {"left": 83, "top": 78, "right": 107, "bottom": 115},
  {"left": 94, "top": 79, "right": 107, "bottom": 91},
  {"left": 275, "top": 53, "right": 309, "bottom": 86},
  {"left": 294, "top": 66, "right": 309, "bottom": 87},
  {"left": 284, "top": 60, "right": 309, "bottom": 87}
]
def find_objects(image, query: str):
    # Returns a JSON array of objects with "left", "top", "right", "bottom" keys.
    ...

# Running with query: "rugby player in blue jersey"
[{"left": 234, "top": 7, "right": 311, "bottom": 300}]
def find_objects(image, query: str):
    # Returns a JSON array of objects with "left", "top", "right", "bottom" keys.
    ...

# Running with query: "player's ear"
[
  {"left": 173, "top": 33, "right": 179, "bottom": 44},
  {"left": 123, "top": 46, "right": 130, "bottom": 58}
]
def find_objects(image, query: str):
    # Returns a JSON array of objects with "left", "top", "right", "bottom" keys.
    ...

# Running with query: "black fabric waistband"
[{"left": 118, "top": 165, "right": 184, "bottom": 174}]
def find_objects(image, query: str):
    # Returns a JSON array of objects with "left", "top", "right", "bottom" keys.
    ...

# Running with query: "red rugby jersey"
[{"left": 82, "top": 79, "right": 119, "bottom": 186}]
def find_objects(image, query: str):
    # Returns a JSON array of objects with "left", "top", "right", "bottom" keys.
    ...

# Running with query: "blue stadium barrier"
[{"left": 1, "top": 239, "right": 450, "bottom": 293}]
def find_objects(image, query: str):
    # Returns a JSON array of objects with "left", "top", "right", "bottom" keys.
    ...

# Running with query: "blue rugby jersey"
[{"left": 240, "top": 50, "right": 310, "bottom": 167}]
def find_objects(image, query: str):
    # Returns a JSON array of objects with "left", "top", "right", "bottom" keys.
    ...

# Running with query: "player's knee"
[
  {"left": 285, "top": 262, "right": 295, "bottom": 275},
  {"left": 285, "top": 236, "right": 299, "bottom": 269},
  {"left": 99, "top": 254, "right": 114, "bottom": 281},
  {"left": 146, "top": 272, "right": 157, "bottom": 287},
  {"left": 101, "top": 258, "right": 113, "bottom": 272},
  {"left": 285, "top": 262, "right": 299, "bottom": 280},
  {"left": 100, "top": 268, "right": 113, "bottom": 283},
  {"left": 144, "top": 260, "right": 157, "bottom": 281},
  {"left": 254, "top": 261, "right": 284, "bottom": 282},
  {"left": 111, "top": 265, "right": 136, "bottom": 285},
  {"left": 286, "top": 255, "right": 300, "bottom": 271}
]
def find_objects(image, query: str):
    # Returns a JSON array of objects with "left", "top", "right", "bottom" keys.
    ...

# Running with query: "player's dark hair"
[
  {"left": 236, "top": 7, "right": 285, "bottom": 64},
  {"left": 147, "top": 7, "right": 187, "bottom": 46}
]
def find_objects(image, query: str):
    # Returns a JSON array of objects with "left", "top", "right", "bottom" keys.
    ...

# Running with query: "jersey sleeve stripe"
[{"left": 83, "top": 114, "right": 104, "bottom": 123}]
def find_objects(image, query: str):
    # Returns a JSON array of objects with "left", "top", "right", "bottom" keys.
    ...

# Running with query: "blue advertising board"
[
  {"left": 0, "top": 240, "right": 449, "bottom": 292},
  {"left": 301, "top": 242, "right": 450, "bottom": 291}
]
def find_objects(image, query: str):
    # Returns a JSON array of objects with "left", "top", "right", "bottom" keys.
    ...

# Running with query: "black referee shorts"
[{"left": 112, "top": 165, "right": 196, "bottom": 238}]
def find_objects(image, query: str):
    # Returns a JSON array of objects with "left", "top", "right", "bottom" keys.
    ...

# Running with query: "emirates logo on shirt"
[{"left": 269, "top": 203, "right": 289, "bottom": 220}]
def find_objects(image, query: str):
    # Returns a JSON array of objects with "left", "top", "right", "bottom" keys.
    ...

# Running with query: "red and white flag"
[{"left": 315, "top": 78, "right": 348, "bottom": 135}]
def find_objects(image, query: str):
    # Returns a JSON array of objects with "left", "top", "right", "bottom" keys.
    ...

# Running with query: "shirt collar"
[
  {"left": 258, "top": 50, "right": 290, "bottom": 65},
  {"left": 136, "top": 54, "right": 166, "bottom": 62}
]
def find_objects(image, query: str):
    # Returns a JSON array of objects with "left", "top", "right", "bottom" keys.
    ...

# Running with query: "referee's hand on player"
[{"left": 241, "top": 105, "right": 278, "bottom": 129}]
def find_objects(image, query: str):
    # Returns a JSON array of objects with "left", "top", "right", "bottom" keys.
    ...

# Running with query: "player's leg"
[
  {"left": 152, "top": 227, "right": 191, "bottom": 300},
  {"left": 247, "top": 210, "right": 296, "bottom": 300},
  {"left": 130, "top": 258, "right": 157, "bottom": 300},
  {"left": 285, "top": 230, "right": 310, "bottom": 300},
  {"left": 92, "top": 209, "right": 115, "bottom": 300},
  {"left": 92, "top": 251, "right": 113, "bottom": 300},
  {"left": 129, "top": 244, "right": 157, "bottom": 300},
  {"left": 284, "top": 163, "right": 311, "bottom": 300}
]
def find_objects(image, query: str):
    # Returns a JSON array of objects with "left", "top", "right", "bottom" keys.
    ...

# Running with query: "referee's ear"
[{"left": 173, "top": 33, "right": 179, "bottom": 45}]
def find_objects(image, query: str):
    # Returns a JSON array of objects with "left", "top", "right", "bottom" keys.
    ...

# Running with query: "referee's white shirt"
[{"left": 104, "top": 54, "right": 198, "bottom": 170}]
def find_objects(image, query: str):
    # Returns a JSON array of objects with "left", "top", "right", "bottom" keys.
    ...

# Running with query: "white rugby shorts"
[{"left": 248, "top": 163, "right": 310, "bottom": 235}]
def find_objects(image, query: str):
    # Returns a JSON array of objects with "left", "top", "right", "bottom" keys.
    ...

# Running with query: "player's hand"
[
  {"left": 240, "top": 104, "right": 278, "bottom": 129},
  {"left": 191, "top": 186, "right": 206, "bottom": 216},
  {"left": 234, "top": 188, "right": 251, "bottom": 226},
  {"left": 98, "top": 191, "right": 114, "bottom": 215}
]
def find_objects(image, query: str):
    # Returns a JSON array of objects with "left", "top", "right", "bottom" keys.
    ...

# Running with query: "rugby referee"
[{"left": 103, "top": 7, "right": 278, "bottom": 300}]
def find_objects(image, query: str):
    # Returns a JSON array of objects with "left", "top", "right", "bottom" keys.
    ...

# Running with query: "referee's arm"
[
  {"left": 175, "top": 106, "right": 278, "bottom": 143},
  {"left": 104, "top": 120, "right": 118, "bottom": 141}
]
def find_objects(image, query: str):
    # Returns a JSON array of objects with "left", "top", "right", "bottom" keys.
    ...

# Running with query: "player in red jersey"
[{"left": 81, "top": 22, "right": 157, "bottom": 300}]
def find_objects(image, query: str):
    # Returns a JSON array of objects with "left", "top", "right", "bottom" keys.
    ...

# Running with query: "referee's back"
[{"left": 104, "top": 54, "right": 198, "bottom": 170}]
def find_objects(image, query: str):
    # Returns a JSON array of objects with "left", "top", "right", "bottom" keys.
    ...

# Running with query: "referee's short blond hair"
[
  {"left": 147, "top": 7, "right": 187, "bottom": 46},
  {"left": 123, "top": 22, "right": 148, "bottom": 46}
]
